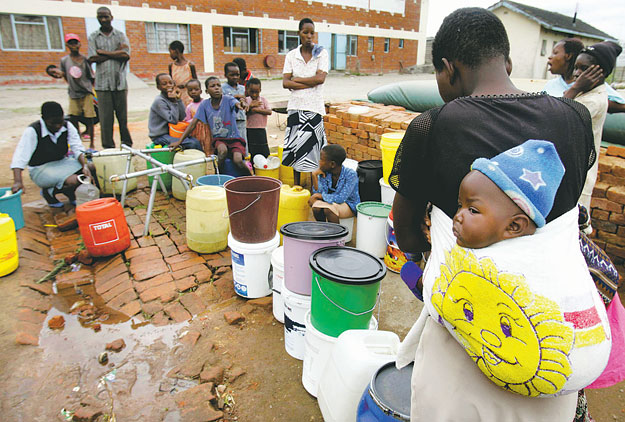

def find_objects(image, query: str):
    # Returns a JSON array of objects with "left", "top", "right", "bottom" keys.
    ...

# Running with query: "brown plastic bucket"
[{"left": 224, "top": 176, "right": 282, "bottom": 243}]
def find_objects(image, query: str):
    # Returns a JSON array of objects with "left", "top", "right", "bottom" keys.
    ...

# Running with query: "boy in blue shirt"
[
  {"left": 221, "top": 62, "right": 247, "bottom": 145},
  {"left": 309, "top": 144, "right": 360, "bottom": 223},
  {"left": 175, "top": 76, "right": 251, "bottom": 175}
]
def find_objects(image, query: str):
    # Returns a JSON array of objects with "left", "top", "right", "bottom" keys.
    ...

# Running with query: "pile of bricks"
[
  {"left": 591, "top": 146, "right": 625, "bottom": 273},
  {"left": 324, "top": 101, "right": 418, "bottom": 161}
]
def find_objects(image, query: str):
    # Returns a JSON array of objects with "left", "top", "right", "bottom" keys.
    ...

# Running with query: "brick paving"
[{"left": 14, "top": 187, "right": 237, "bottom": 346}]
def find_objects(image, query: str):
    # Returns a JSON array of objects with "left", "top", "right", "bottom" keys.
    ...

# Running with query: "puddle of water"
[
  {"left": 40, "top": 303, "right": 185, "bottom": 365},
  {"left": 33, "top": 283, "right": 198, "bottom": 420}
]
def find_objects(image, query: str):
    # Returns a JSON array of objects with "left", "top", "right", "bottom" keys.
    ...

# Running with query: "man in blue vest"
[{"left": 11, "top": 101, "right": 94, "bottom": 207}]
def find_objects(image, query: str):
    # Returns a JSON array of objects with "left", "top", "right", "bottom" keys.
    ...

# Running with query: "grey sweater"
[{"left": 148, "top": 94, "right": 186, "bottom": 139}]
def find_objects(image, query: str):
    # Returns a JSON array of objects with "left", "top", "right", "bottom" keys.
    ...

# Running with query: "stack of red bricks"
[
  {"left": 324, "top": 101, "right": 417, "bottom": 161},
  {"left": 590, "top": 146, "right": 625, "bottom": 274}
]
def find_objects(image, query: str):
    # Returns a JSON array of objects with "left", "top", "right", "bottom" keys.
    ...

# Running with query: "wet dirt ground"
[{"left": 1, "top": 74, "right": 624, "bottom": 421}]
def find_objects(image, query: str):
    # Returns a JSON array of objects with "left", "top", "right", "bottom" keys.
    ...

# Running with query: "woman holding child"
[
  {"left": 391, "top": 8, "right": 609, "bottom": 421},
  {"left": 282, "top": 18, "right": 329, "bottom": 186}
]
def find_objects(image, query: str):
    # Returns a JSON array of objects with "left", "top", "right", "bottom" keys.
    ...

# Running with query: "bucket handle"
[
  {"left": 77, "top": 174, "right": 91, "bottom": 184},
  {"left": 268, "top": 263, "right": 273, "bottom": 291},
  {"left": 314, "top": 276, "right": 380, "bottom": 316},
  {"left": 225, "top": 194, "right": 261, "bottom": 218}
]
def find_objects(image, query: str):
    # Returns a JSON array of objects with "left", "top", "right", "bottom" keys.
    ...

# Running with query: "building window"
[
  {"left": 540, "top": 39, "right": 547, "bottom": 56},
  {"left": 145, "top": 22, "right": 191, "bottom": 53},
  {"left": 398, "top": 39, "right": 404, "bottom": 49},
  {"left": 348, "top": 35, "right": 358, "bottom": 56},
  {"left": 384, "top": 38, "right": 390, "bottom": 53},
  {"left": 0, "top": 14, "right": 63, "bottom": 51},
  {"left": 223, "top": 27, "right": 259, "bottom": 54},
  {"left": 368, "top": 36, "right": 374, "bottom": 52},
  {"left": 278, "top": 30, "right": 299, "bottom": 54}
]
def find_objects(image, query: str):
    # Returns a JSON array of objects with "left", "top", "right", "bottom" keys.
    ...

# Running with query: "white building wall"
[{"left": 492, "top": 7, "right": 542, "bottom": 79}]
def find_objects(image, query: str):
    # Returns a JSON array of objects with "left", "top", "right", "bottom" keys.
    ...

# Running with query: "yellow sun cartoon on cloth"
[{"left": 431, "top": 246, "right": 574, "bottom": 397}]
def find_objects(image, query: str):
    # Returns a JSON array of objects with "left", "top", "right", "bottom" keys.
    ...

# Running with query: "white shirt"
[
  {"left": 11, "top": 119, "right": 84, "bottom": 170},
  {"left": 574, "top": 84, "right": 608, "bottom": 209},
  {"left": 283, "top": 45, "right": 329, "bottom": 115}
]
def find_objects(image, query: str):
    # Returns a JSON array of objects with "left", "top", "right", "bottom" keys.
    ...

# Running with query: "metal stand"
[{"left": 91, "top": 146, "right": 217, "bottom": 236}]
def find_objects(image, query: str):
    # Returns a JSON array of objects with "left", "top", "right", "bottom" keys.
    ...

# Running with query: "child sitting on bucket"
[
  {"left": 452, "top": 139, "right": 564, "bottom": 249},
  {"left": 175, "top": 76, "right": 251, "bottom": 175},
  {"left": 309, "top": 144, "right": 360, "bottom": 223}
]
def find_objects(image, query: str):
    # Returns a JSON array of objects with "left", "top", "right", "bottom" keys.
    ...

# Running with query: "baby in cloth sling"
[{"left": 398, "top": 140, "right": 611, "bottom": 397}]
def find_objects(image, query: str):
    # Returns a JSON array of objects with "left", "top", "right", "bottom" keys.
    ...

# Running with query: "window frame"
[
  {"left": 367, "top": 36, "right": 374, "bottom": 52},
  {"left": 0, "top": 13, "right": 64, "bottom": 51},
  {"left": 347, "top": 35, "right": 358, "bottom": 56},
  {"left": 398, "top": 39, "right": 404, "bottom": 49},
  {"left": 540, "top": 39, "right": 547, "bottom": 56},
  {"left": 145, "top": 22, "right": 191, "bottom": 54},
  {"left": 223, "top": 27, "right": 260, "bottom": 55},
  {"left": 384, "top": 38, "right": 390, "bottom": 53},
  {"left": 278, "top": 30, "right": 299, "bottom": 55}
]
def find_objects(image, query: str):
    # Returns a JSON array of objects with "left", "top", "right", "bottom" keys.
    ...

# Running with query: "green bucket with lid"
[
  {"left": 146, "top": 143, "right": 174, "bottom": 190},
  {"left": 310, "top": 246, "right": 386, "bottom": 338}
]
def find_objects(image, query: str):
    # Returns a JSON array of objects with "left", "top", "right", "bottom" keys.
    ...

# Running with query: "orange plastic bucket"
[
  {"left": 169, "top": 121, "right": 189, "bottom": 138},
  {"left": 76, "top": 198, "right": 131, "bottom": 257}
]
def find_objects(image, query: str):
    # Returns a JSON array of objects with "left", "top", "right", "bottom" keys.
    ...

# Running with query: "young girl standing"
[{"left": 168, "top": 40, "right": 197, "bottom": 106}]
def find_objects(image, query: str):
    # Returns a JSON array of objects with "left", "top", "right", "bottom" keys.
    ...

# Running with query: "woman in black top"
[{"left": 390, "top": 8, "right": 594, "bottom": 421}]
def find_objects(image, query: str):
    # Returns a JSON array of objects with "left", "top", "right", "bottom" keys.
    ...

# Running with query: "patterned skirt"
[{"left": 282, "top": 110, "right": 326, "bottom": 172}]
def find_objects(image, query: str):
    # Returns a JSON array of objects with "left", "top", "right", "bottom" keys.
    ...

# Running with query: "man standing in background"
[{"left": 88, "top": 6, "right": 132, "bottom": 148}]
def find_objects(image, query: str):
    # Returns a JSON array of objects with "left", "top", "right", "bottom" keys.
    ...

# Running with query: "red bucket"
[
  {"left": 76, "top": 198, "right": 131, "bottom": 257},
  {"left": 224, "top": 176, "right": 281, "bottom": 243}
]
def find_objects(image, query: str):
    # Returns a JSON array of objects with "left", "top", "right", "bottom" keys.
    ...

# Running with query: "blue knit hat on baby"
[{"left": 471, "top": 140, "right": 565, "bottom": 228}]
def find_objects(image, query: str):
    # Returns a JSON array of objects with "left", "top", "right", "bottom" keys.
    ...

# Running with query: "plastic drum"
[{"left": 356, "top": 361, "right": 413, "bottom": 421}]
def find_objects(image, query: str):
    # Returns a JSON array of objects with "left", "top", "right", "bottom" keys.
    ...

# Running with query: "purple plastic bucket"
[{"left": 280, "top": 222, "right": 348, "bottom": 295}]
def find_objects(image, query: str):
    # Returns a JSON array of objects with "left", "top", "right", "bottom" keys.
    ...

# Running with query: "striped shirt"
[{"left": 87, "top": 28, "right": 130, "bottom": 91}]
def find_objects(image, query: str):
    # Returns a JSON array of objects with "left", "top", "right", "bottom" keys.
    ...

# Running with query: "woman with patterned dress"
[{"left": 282, "top": 18, "right": 329, "bottom": 186}]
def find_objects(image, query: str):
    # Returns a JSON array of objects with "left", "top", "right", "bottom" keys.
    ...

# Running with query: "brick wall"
[
  {"left": 0, "top": 17, "right": 87, "bottom": 76},
  {"left": 590, "top": 146, "right": 625, "bottom": 274},
  {"left": 126, "top": 21, "right": 205, "bottom": 79},
  {"left": 324, "top": 101, "right": 417, "bottom": 161},
  {"left": 326, "top": 103, "right": 625, "bottom": 274},
  {"left": 1, "top": 0, "right": 421, "bottom": 80}
]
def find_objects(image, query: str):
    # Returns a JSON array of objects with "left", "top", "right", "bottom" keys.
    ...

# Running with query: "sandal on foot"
[{"left": 41, "top": 189, "right": 64, "bottom": 208}]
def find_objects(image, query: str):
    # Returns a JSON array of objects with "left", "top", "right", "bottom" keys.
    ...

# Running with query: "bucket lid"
[
  {"left": 357, "top": 202, "right": 392, "bottom": 218},
  {"left": 280, "top": 222, "right": 347, "bottom": 240},
  {"left": 310, "top": 246, "right": 386, "bottom": 285},
  {"left": 370, "top": 361, "right": 413, "bottom": 420},
  {"left": 357, "top": 160, "right": 382, "bottom": 170}
]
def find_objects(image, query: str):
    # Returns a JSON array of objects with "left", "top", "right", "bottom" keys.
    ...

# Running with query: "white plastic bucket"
[
  {"left": 379, "top": 178, "right": 396, "bottom": 206},
  {"left": 339, "top": 216, "right": 354, "bottom": 243},
  {"left": 303, "top": 311, "right": 378, "bottom": 397},
  {"left": 317, "top": 330, "right": 400, "bottom": 422},
  {"left": 355, "top": 202, "right": 392, "bottom": 258},
  {"left": 271, "top": 246, "right": 285, "bottom": 323},
  {"left": 283, "top": 284, "right": 311, "bottom": 360},
  {"left": 228, "top": 232, "right": 279, "bottom": 298}
]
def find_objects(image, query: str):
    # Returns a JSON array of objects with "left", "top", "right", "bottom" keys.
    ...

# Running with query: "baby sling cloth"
[{"left": 397, "top": 206, "right": 611, "bottom": 398}]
